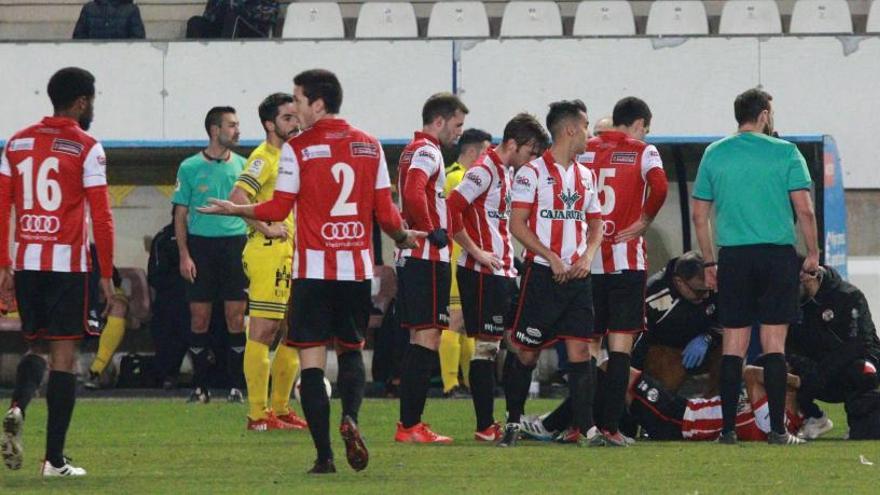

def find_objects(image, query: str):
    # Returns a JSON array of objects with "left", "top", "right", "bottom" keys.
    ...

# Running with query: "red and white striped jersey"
[
  {"left": 452, "top": 148, "right": 516, "bottom": 277},
  {"left": 0, "top": 117, "right": 112, "bottom": 274},
  {"left": 510, "top": 150, "right": 601, "bottom": 267},
  {"left": 578, "top": 131, "right": 664, "bottom": 274},
  {"left": 268, "top": 118, "right": 398, "bottom": 281},
  {"left": 396, "top": 132, "right": 449, "bottom": 263},
  {"left": 681, "top": 396, "right": 802, "bottom": 441}
]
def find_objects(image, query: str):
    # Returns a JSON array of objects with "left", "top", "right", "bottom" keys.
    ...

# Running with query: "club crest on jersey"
[
  {"left": 559, "top": 189, "right": 581, "bottom": 209},
  {"left": 9, "top": 138, "right": 34, "bottom": 151},
  {"left": 611, "top": 152, "right": 637, "bottom": 164},
  {"left": 301, "top": 144, "right": 331, "bottom": 161},
  {"left": 350, "top": 142, "right": 378, "bottom": 158},
  {"left": 51, "top": 139, "right": 84, "bottom": 157}
]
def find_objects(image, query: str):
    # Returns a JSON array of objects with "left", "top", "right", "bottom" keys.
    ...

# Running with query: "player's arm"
[
  {"left": 791, "top": 190, "right": 819, "bottom": 273},
  {"left": 569, "top": 175, "right": 604, "bottom": 279},
  {"left": 691, "top": 199, "right": 716, "bottom": 290},
  {"left": 616, "top": 146, "right": 669, "bottom": 243},
  {"left": 448, "top": 168, "right": 501, "bottom": 269},
  {"left": 200, "top": 143, "right": 299, "bottom": 221},
  {"left": 228, "top": 186, "right": 287, "bottom": 240},
  {"left": 173, "top": 204, "right": 197, "bottom": 283},
  {"left": 373, "top": 147, "right": 424, "bottom": 249},
  {"left": 82, "top": 143, "right": 116, "bottom": 315},
  {"left": 403, "top": 146, "right": 447, "bottom": 247},
  {"left": 0, "top": 148, "right": 13, "bottom": 290}
]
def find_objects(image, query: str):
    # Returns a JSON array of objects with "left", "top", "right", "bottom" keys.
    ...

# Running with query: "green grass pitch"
[{"left": 2, "top": 398, "right": 879, "bottom": 494}]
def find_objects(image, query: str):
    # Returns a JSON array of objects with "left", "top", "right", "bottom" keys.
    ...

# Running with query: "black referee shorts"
[
  {"left": 186, "top": 235, "right": 247, "bottom": 302},
  {"left": 717, "top": 244, "right": 799, "bottom": 328}
]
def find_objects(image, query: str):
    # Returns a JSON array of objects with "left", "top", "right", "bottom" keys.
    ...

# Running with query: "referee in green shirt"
[
  {"left": 692, "top": 88, "right": 819, "bottom": 445},
  {"left": 172, "top": 106, "right": 249, "bottom": 404}
]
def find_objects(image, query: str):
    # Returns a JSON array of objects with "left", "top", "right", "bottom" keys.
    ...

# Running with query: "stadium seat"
[
  {"left": 645, "top": 1, "right": 709, "bottom": 36},
  {"left": 500, "top": 1, "right": 563, "bottom": 37},
  {"left": 139, "top": 2, "right": 203, "bottom": 40},
  {"left": 869, "top": 0, "right": 880, "bottom": 33},
  {"left": 789, "top": 0, "right": 853, "bottom": 34},
  {"left": 427, "top": 1, "right": 490, "bottom": 38},
  {"left": 572, "top": 1, "right": 636, "bottom": 36},
  {"left": 282, "top": 2, "right": 345, "bottom": 39},
  {"left": 355, "top": 2, "right": 418, "bottom": 38},
  {"left": 0, "top": 2, "right": 81, "bottom": 40},
  {"left": 718, "top": 0, "right": 782, "bottom": 35}
]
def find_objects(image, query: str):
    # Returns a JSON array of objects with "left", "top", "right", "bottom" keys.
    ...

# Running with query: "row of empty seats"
[
  {"left": 293, "top": 1, "right": 880, "bottom": 38},
  {"left": 1, "top": 1, "right": 879, "bottom": 40}
]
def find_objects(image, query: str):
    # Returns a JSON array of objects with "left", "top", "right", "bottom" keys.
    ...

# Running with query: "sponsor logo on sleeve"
[
  {"left": 301, "top": 144, "right": 331, "bottom": 161},
  {"left": 465, "top": 171, "right": 483, "bottom": 186},
  {"left": 515, "top": 175, "right": 531, "bottom": 187},
  {"left": 350, "top": 142, "right": 378, "bottom": 158},
  {"left": 51, "top": 139, "right": 84, "bottom": 157},
  {"left": 610, "top": 152, "right": 637, "bottom": 164},
  {"left": 649, "top": 149, "right": 660, "bottom": 158},
  {"left": 9, "top": 138, "right": 35, "bottom": 151},
  {"left": 247, "top": 158, "right": 264, "bottom": 176},
  {"left": 417, "top": 150, "right": 435, "bottom": 160},
  {"left": 97, "top": 154, "right": 107, "bottom": 167}
]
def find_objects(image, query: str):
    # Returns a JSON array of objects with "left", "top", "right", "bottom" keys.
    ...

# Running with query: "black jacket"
[
  {"left": 73, "top": 0, "right": 146, "bottom": 40},
  {"left": 643, "top": 257, "right": 721, "bottom": 349},
  {"left": 787, "top": 265, "right": 880, "bottom": 365}
]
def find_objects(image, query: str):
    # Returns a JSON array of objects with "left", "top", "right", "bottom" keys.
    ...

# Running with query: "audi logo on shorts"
[
  {"left": 321, "top": 221, "right": 365, "bottom": 240},
  {"left": 20, "top": 215, "right": 61, "bottom": 234}
]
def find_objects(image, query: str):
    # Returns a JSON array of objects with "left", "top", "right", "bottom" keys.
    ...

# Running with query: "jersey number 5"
[
  {"left": 16, "top": 157, "right": 62, "bottom": 211},
  {"left": 597, "top": 168, "right": 616, "bottom": 216},
  {"left": 330, "top": 162, "right": 357, "bottom": 217}
]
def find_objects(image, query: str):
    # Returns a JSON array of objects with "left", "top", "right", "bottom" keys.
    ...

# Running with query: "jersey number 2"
[
  {"left": 330, "top": 162, "right": 357, "bottom": 216},
  {"left": 16, "top": 157, "right": 62, "bottom": 211}
]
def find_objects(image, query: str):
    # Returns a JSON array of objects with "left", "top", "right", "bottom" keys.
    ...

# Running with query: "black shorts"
[
  {"left": 287, "top": 279, "right": 371, "bottom": 349},
  {"left": 628, "top": 372, "right": 685, "bottom": 441},
  {"left": 717, "top": 244, "right": 799, "bottom": 328},
  {"left": 592, "top": 270, "right": 647, "bottom": 334},
  {"left": 457, "top": 267, "right": 516, "bottom": 341},
  {"left": 511, "top": 262, "right": 595, "bottom": 350},
  {"left": 14, "top": 270, "right": 88, "bottom": 341},
  {"left": 396, "top": 257, "right": 450, "bottom": 330},
  {"left": 186, "top": 235, "right": 247, "bottom": 302}
]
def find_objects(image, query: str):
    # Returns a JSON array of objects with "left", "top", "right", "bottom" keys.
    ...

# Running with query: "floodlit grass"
[{"left": 1, "top": 398, "right": 878, "bottom": 494}]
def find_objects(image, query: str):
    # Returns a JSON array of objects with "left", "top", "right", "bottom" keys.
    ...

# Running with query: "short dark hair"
[
  {"left": 258, "top": 92, "right": 294, "bottom": 127},
  {"left": 673, "top": 251, "right": 705, "bottom": 280},
  {"left": 546, "top": 99, "right": 587, "bottom": 139},
  {"left": 502, "top": 113, "right": 549, "bottom": 149},
  {"left": 204, "top": 106, "right": 236, "bottom": 136},
  {"left": 422, "top": 93, "right": 469, "bottom": 125},
  {"left": 47, "top": 67, "right": 95, "bottom": 110},
  {"left": 293, "top": 69, "right": 343, "bottom": 114},
  {"left": 456, "top": 128, "right": 492, "bottom": 156},
  {"left": 734, "top": 88, "right": 772, "bottom": 126},
  {"left": 613, "top": 97, "right": 652, "bottom": 127}
]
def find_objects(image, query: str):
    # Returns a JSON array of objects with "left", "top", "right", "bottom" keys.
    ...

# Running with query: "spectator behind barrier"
[
  {"left": 73, "top": 0, "right": 146, "bottom": 39},
  {"left": 187, "top": 0, "right": 279, "bottom": 39}
]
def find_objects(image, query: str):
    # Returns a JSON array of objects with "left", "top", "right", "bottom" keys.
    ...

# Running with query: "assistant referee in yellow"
[{"left": 229, "top": 93, "right": 307, "bottom": 431}]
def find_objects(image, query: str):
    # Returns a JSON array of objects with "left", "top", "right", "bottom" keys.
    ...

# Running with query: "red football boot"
[{"left": 394, "top": 422, "right": 453, "bottom": 444}]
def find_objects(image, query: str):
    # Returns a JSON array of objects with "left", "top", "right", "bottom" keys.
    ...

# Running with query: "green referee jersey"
[
  {"left": 692, "top": 132, "right": 812, "bottom": 247},
  {"left": 172, "top": 151, "right": 247, "bottom": 237}
]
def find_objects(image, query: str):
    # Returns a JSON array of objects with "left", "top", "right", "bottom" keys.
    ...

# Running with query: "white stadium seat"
[
  {"left": 355, "top": 2, "right": 418, "bottom": 39},
  {"left": 719, "top": 0, "right": 782, "bottom": 35},
  {"left": 646, "top": 1, "right": 709, "bottom": 36},
  {"left": 789, "top": 0, "right": 853, "bottom": 34},
  {"left": 427, "top": 1, "right": 490, "bottom": 38},
  {"left": 500, "top": 1, "right": 563, "bottom": 37},
  {"left": 282, "top": 2, "right": 345, "bottom": 39},
  {"left": 573, "top": 1, "right": 636, "bottom": 36},
  {"left": 869, "top": 0, "right": 880, "bottom": 33}
]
